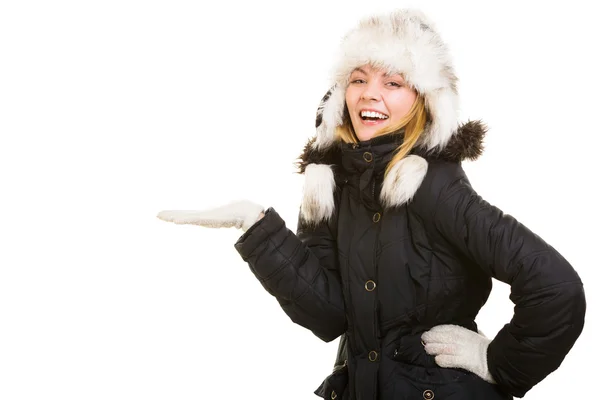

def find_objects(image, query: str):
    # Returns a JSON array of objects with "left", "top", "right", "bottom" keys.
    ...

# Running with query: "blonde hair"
[{"left": 335, "top": 94, "right": 428, "bottom": 178}]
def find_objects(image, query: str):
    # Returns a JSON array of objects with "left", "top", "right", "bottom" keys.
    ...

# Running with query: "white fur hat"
[{"left": 314, "top": 9, "right": 459, "bottom": 152}]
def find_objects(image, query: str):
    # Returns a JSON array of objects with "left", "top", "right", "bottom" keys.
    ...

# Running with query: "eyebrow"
[
  {"left": 385, "top": 71, "right": 403, "bottom": 78},
  {"left": 351, "top": 68, "right": 405, "bottom": 81},
  {"left": 351, "top": 67, "right": 368, "bottom": 75}
]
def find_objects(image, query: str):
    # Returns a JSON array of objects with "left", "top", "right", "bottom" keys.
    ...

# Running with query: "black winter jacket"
[{"left": 234, "top": 123, "right": 585, "bottom": 399}]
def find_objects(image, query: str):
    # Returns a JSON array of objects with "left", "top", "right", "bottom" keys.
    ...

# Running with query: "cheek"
[{"left": 388, "top": 90, "right": 417, "bottom": 115}]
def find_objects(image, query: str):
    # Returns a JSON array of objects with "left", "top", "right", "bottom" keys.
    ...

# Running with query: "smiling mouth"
[{"left": 360, "top": 110, "right": 389, "bottom": 121}]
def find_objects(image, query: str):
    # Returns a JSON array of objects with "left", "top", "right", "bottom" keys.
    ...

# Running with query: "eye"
[
  {"left": 350, "top": 78, "right": 366, "bottom": 84},
  {"left": 386, "top": 81, "right": 403, "bottom": 87}
]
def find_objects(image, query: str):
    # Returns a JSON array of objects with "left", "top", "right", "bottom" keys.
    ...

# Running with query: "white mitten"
[
  {"left": 421, "top": 324, "right": 496, "bottom": 384},
  {"left": 157, "top": 200, "right": 264, "bottom": 232}
]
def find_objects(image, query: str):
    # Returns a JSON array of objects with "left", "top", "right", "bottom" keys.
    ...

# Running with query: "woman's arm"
[
  {"left": 234, "top": 207, "right": 346, "bottom": 343},
  {"left": 426, "top": 162, "right": 586, "bottom": 397}
]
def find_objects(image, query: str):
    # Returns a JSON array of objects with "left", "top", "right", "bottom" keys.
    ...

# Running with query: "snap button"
[
  {"left": 363, "top": 152, "right": 373, "bottom": 162},
  {"left": 372, "top": 212, "right": 381, "bottom": 223},
  {"left": 365, "top": 280, "right": 376, "bottom": 291},
  {"left": 423, "top": 389, "right": 434, "bottom": 400},
  {"left": 368, "top": 350, "right": 378, "bottom": 362},
  {"left": 351, "top": 143, "right": 359, "bottom": 149},
  {"left": 393, "top": 348, "right": 398, "bottom": 358},
  {"left": 331, "top": 390, "right": 337, "bottom": 399}
]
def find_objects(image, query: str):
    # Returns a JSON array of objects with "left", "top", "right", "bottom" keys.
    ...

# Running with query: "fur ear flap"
[
  {"left": 314, "top": 86, "right": 345, "bottom": 151},
  {"left": 300, "top": 164, "right": 336, "bottom": 224},
  {"left": 380, "top": 155, "right": 428, "bottom": 207}
]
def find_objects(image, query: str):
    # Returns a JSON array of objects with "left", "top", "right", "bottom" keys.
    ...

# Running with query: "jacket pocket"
[{"left": 314, "top": 362, "right": 349, "bottom": 400}]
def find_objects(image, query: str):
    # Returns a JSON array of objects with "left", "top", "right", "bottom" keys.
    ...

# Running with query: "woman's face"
[{"left": 345, "top": 65, "right": 418, "bottom": 141}]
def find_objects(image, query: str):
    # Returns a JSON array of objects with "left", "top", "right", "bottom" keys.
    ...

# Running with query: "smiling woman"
[
  {"left": 2, "top": 0, "right": 596, "bottom": 399},
  {"left": 157, "top": 7, "right": 586, "bottom": 400}
]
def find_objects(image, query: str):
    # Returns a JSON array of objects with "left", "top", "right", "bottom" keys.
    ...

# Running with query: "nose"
[{"left": 360, "top": 82, "right": 381, "bottom": 101}]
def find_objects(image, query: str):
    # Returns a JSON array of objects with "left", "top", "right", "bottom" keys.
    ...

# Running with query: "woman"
[{"left": 157, "top": 9, "right": 586, "bottom": 399}]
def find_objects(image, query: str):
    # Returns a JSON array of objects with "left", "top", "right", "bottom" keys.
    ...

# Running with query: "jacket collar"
[
  {"left": 295, "top": 120, "right": 487, "bottom": 225},
  {"left": 340, "top": 129, "right": 405, "bottom": 176}
]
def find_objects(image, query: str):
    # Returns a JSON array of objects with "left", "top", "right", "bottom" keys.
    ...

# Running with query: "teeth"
[{"left": 361, "top": 111, "right": 388, "bottom": 119}]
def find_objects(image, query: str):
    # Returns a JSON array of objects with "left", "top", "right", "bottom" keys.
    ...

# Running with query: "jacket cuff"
[
  {"left": 487, "top": 328, "right": 529, "bottom": 398},
  {"left": 234, "top": 207, "right": 283, "bottom": 260}
]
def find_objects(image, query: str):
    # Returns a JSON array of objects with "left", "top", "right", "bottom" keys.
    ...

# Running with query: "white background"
[{"left": 1, "top": 0, "right": 598, "bottom": 399}]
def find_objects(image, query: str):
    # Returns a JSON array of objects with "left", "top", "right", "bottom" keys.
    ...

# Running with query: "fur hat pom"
[
  {"left": 380, "top": 155, "right": 429, "bottom": 207},
  {"left": 300, "top": 164, "right": 336, "bottom": 224}
]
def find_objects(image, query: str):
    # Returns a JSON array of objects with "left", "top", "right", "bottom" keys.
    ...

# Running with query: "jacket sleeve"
[
  {"left": 234, "top": 207, "right": 346, "bottom": 342},
  {"left": 430, "top": 162, "right": 586, "bottom": 398}
]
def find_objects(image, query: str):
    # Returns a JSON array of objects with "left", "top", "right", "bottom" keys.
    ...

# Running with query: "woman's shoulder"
[
  {"left": 420, "top": 159, "right": 467, "bottom": 193},
  {"left": 428, "top": 156, "right": 468, "bottom": 180},
  {"left": 409, "top": 120, "right": 486, "bottom": 205},
  {"left": 410, "top": 159, "right": 470, "bottom": 214}
]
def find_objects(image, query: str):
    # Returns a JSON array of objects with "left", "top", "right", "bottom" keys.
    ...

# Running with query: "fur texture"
[
  {"left": 380, "top": 155, "right": 429, "bottom": 207},
  {"left": 300, "top": 164, "right": 337, "bottom": 224}
]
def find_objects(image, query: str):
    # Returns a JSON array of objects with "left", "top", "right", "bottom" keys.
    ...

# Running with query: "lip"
[{"left": 360, "top": 119, "right": 387, "bottom": 126}]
